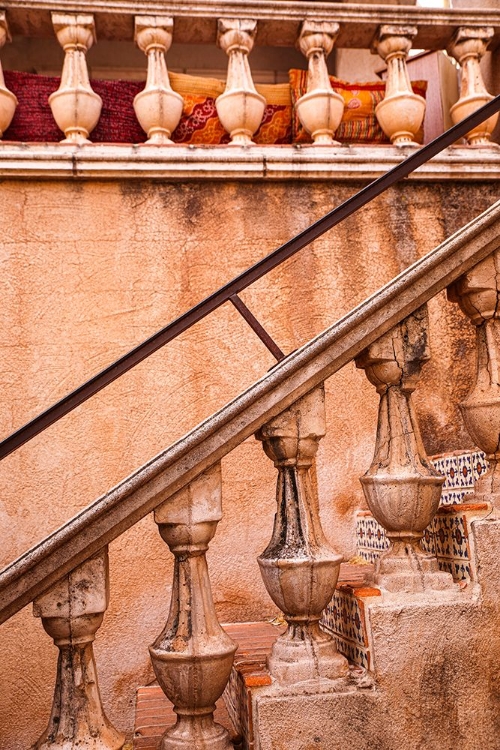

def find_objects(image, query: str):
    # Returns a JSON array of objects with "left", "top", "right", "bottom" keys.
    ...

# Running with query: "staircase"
[{"left": 1, "top": 97, "right": 500, "bottom": 749}]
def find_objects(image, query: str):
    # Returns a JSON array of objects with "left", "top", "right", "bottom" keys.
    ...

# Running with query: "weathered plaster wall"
[{"left": 0, "top": 178, "right": 497, "bottom": 747}]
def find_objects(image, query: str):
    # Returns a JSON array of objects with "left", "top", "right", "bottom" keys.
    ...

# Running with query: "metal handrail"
[{"left": 1, "top": 95, "right": 500, "bottom": 460}]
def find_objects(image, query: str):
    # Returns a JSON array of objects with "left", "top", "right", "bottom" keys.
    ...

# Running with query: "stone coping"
[
  {"left": 3, "top": 2, "right": 500, "bottom": 49},
  {"left": 0, "top": 142, "right": 498, "bottom": 180}
]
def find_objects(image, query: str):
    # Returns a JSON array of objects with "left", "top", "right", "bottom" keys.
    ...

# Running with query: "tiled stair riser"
[
  {"left": 356, "top": 451, "right": 489, "bottom": 582},
  {"left": 321, "top": 586, "right": 379, "bottom": 671},
  {"left": 431, "top": 450, "right": 488, "bottom": 505}
]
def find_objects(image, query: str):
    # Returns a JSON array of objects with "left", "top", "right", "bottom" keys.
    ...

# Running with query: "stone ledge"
[
  {"left": 3, "top": 2, "right": 500, "bottom": 49},
  {"left": 0, "top": 142, "right": 499, "bottom": 180}
]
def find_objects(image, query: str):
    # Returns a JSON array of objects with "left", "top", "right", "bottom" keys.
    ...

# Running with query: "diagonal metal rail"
[{"left": 1, "top": 95, "right": 500, "bottom": 460}]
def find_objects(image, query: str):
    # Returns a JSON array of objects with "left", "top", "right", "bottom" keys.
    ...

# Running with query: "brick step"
[
  {"left": 133, "top": 563, "right": 374, "bottom": 750},
  {"left": 134, "top": 685, "right": 242, "bottom": 749}
]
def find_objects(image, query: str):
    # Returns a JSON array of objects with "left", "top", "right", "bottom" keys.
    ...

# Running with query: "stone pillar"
[
  {"left": 256, "top": 385, "right": 348, "bottom": 684},
  {"left": 216, "top": 19, "right": 266, "bottom": 145},
  {"left": 49, "top": 13, "right": 102, "bottom": 143},
  {"left": 372, "top": 25, "right": 426, "bottom": 146},
  {"left": 295, "top": 21, "right": 344, "bottom": 145},
  {"left": 0, "top": 12, "right": 17, "bottom": 138},
  {"left": 150, "top": 464, "right": 237, "bottom": 750},
  {"left": 32, "top": 549, "right": 124, "bottom": 750},
  {"left": 448, "top": 27, "right": 498, "bottom": 146},
  {"left": 133, "top": 16, "right": 183, "bottom": 144},
  {"left": 355, "top": 308, "right": 452, "bottom": 593},
  {"left": 448, "top": 252, "right": 500, "bottom": 508}
]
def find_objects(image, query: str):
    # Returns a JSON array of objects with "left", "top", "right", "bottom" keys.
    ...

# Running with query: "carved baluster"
[
  {"left": 133, "top": 16, "right": 183, "bottom": 144},
  {"left": 372, "top": 25, "right": 426, "bottom": 146},
  {"left": 295, "top": 21, "right": 344, "bottom": 145},
  {"left": 150, "top": 464, "right": 236, "bottom": 750},
  {"left": 32, "top": 549, "right": 124, "bottom": 750},
  {"left": 0, "top": 13, "right": 17, "bottom": 138},
  {"left": 49, "top": 13, "right": 102, "bottom": 143},
  {"left": 355, "top": 308, "right": 452, "bottom": 593},
  {"left": 448, "top": 252, "right": 500, "bottom": 507},
  {"left": 448, "top": 27, "right": 499, "bottom": 146},
  {"left": 256, "top": 385, "right": 348, "bottom": 684},
  {"left": 216, "top": 19, "right": 266, "bottom": 145}
]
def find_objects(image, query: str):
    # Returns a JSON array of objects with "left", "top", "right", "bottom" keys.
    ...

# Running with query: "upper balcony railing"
[{"left": 0, "top": 1, "right": 497, "bottom": 151}]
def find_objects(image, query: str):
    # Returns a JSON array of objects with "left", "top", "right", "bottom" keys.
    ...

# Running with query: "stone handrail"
[{"left": 1, "top": 196, "right": 500, "bottom": 627}]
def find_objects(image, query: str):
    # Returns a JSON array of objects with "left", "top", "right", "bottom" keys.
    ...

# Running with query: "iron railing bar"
[
  {"left": 229, "top": 294, "right": 286, "bottom": 361},
  {"left": 1, "top": 94, "right": 499, "bottom": 461}
]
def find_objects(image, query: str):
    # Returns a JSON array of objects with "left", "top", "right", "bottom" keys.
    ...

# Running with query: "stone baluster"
[
  {"left": 49, "top": 13, "right": 102, "bottom": 143},
  {"left": 133, "top": 16, "right": 183, "bottom": 144},
  {"left": 372, "top": 25, "right": 426, "bottom": 146},
  {"left": 448, "top": 27, "right": 499, "bottom": 146},
  {"left": 216, "top": 19, "right": 266, "bottom": 145},
  {"left": 149, "top": 464, "right": 237, "bottom": 750},
  {"left": 256, "top": 385, "right": 348, "bottom": 684},
  {"left": 355, "top": 308, "right": 452, "bottom": 593},
  {"left": 295, "top": 21, "right": 344, "bottom": 145},
  {"left": 0, "top": 13, "right": 17, "bottom": 138},
  {"left": 448, "top": 251, "right": 500, "bottom": 507},
  {"left": 32, "top": 549, "right": 124, "bottom": 750}
]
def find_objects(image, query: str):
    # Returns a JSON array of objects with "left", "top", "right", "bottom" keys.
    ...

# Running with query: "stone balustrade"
[
  {"left": 0, "top": 3, "right": 497, "bottom": 148},
  {"left": 1, "top": 195, "right": 499, "bottom": 747}
]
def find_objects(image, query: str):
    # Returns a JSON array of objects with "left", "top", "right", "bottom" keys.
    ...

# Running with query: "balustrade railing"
[
  {"left": 0, "top": 6, "right": 500, "bottom": 745},
  {"left": 11, "top": 198, "right": 500, "bottom": 749},
  {"left": 0, "top": 3, "right": 497, "bottom": 147}
]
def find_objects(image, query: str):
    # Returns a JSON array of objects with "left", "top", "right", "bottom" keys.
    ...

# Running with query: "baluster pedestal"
[
  {"left": 295, "top": 21, "right": 343, "bottom": 145},
  {"left": 133, "top": 16, "right": 183, "bottom": 144},
  {"left": 256, "top": 386, "right": 348, "bottom": 685},
  {"left": 49, "top": 13, "right": 102, "bottom": 143},
  {"left": 356, "top": 308, "right": 453, "bottom": 593},
  {"left": 449, "top": 251, "right": 500, "bottom": 509},
  {"left": 150, "top": 464, "right": 236, "bottom": 750},
  {"left": 0, "top": 13, "right": 17, "bottom": 138},
  {"left": 32, "top": 549, "right": 124, "bottom": 750},
  {"left": 372, "top": 25, "right": 425, "bottom": 146},
  {"left": 216, "top": 19, "right": 265, "bottom": 145},
  {"left": 448, "top": 27, "right": 499, "bottom": 147}
]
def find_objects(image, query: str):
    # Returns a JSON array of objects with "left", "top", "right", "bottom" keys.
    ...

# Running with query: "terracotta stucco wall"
[{"left": 0, "top": 178, "right": 497, "bottom": 747}]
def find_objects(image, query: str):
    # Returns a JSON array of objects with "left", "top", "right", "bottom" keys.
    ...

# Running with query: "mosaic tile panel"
[
  {"left": 420, "top": 524, "right": 436, "bottom": 555},
  {"left": 356, "top": 514, "right": 390, "bottom": 563},
  {"left": 357, "top": 504, "right": 490, "bottom": 583},
  {"left": 431, "top": 450, "right": 488, "bottom": 505},
  {"left": 321, "top": 586, "right": 379, "bottom": 670},
  {"left": 437, "top": 557, "right": 472, "bottom": 582},
  {"left": 333, "top": 636, "right": 370, "bottom": 670},
  {"left": 356, "top": 451, "right": 489, "bottom": 580},
  {"left": 432, "top": 513, "right": 469, "bottom": 560}
]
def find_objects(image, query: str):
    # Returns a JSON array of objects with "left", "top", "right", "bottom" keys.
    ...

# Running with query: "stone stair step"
[{"left": 133, "top": 563, "right": 375, "bottom": 750}]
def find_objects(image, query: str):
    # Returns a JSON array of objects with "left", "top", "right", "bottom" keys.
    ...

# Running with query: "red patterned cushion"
[
  {"left": 3, "top": 71, "right": 147, "bottom": 143},
  {"left": 2, "top": 70, "right": 292, "bottom": 145}
]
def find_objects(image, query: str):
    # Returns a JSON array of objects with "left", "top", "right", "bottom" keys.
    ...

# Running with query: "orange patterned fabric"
[
  {"left": 289, "top": 69, "right": 427, "bottom": 144},
  {"left": 169, "top": 73, "right": 293, "bottom": 145}
]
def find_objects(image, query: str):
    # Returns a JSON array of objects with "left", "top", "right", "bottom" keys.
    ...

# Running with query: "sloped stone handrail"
[{"left": 1, "top": 198, "right": 500, "bottom": 625}]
